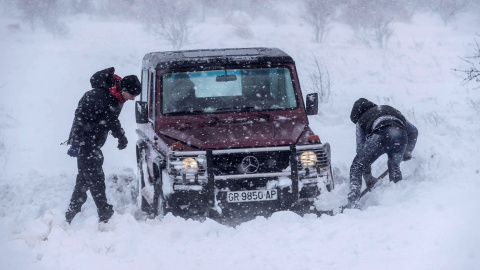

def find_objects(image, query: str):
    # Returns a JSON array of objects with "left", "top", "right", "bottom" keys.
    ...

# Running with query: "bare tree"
[
  {"left": 17, "top": 0, "right": 69, "bottom": 37},
  {"left": 309, "top": 56, "right": 331, "bottom": 103},
  {"left": 140, "top": 0, "right": 195, "bottom": 50},
  {"left": 71, "top": 0, "right": 92, "bottom": 14},
  {"left": 225, "top": 11, "right": 254, "bottom": 39},
  {"left": 430, "top": 0, "right": 470, "bottom": 26},
  {"left": 216, "top": 0, "right": 274, "bottom": 20},
  {"left": 373, "top": 18, "right": 394, "bottom": 49},
  {"left": 303, "top": 0, "right": 335, "bottom": 43},
  {"left": 199, "top": 0, "right": 218, "bottom": 22},
  {"left": 342, "top": 0, "right": 403, "bottom": 48}
]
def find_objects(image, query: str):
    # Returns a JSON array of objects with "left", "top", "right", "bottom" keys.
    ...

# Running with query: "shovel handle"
[{"left": 376, "top": 168, "right": 389, "bottom": 180}]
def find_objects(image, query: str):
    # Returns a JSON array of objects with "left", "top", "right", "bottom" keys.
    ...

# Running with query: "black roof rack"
[{"left": 143, "top": 47, "right": 294, "bottom": 70}]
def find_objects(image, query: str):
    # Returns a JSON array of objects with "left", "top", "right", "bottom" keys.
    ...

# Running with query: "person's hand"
[
  {"left": 118, "top": 134, "right": 128, "bottom": 150},
  {"left": 67, "top": 141, "right": 80, "bottom": 157},
  {"left": 403, "top": 150, "right": 413, "bottom": 161}
]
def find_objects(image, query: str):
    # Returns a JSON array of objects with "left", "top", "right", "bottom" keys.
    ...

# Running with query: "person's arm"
[
  {"left": 356, "top": 123, "right": 372, "bottom": 175},
  {"left": 405, "top": 120, "right": 418, "bottom": 152},
  {"left": 67, "top": 93, "right": 94, "bottom": 157},
  {"left": 107, "top": 104, "right": 128, "bottom": 150},
  {"left": 109, "top": 113, "right": 124, "bottom": 139},
  {"left": 68, "top": 94, "right": 91, "bottom": 144},
  {"left": 402, "top": 120, "right": 418, "bottom": 161}
]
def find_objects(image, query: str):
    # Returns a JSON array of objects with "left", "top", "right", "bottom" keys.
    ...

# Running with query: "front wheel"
[
  {"left": 152, "top": 166, "right": 166, "bottom": 218},
  {"left": 137, "top": 148, "right": 152, "bottom": 213}
]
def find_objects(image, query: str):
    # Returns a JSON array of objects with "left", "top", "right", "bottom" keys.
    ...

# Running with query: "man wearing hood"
[
  {"left": 347, "top": 98, "right": 418, "bottom": 209},
  {"left": 65, "top": 67, "right": 141, "bottom": 223}
]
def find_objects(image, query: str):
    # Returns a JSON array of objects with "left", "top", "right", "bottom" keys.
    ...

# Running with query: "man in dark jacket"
[
  {"left": 346, "top": 98, "right": 418, "bottom": 209},
  {"left": 65, "top": 67, "right": 141, "bottom": 223}
]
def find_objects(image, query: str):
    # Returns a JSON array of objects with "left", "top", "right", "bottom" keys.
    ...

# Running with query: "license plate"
[{"left": 226, "top": 189, "right": 277, "bottom": 203}]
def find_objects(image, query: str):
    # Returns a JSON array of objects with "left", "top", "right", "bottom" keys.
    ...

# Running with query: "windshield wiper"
[
  {"left": 189, "top": 110, "right": 220, "bottom": 123},
  {"left": 215, "top": 106, "right": 244, "bottom": 112},
  {"left": 215, "top": 106, "right": 270, "bottom": 120}
]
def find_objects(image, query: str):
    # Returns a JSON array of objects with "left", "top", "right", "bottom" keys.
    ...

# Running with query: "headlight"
[
  {"left": 182, "top": 158, "right": 198, "bottom": 170},
  {"left": 299, "top": 151, "right": 317, "bottom": 167}
]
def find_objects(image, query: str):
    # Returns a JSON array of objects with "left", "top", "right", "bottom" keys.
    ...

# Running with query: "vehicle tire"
[
  {"left": 152, "top": 165, "right": 166, "bottom": 218},
  {"left": 137, "top": 148, "right": 152, "bottom": 213}
]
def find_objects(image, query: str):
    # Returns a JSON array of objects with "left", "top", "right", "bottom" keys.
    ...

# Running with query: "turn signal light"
[
  {"left": 172, "top": 142, "right": 183, "bottom": 150},
  {"left": 309, "top": 135, "right": 320, "bottom": 143}
]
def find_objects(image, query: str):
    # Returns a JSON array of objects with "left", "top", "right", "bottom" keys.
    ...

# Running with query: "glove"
[
  {"left": 118, "top": 134, "right": 128, "bottom": 150},
  {"left": 67, "top": 141, "right": 81, "bottom": 157},
  {"left": 403, "top": 150, "right": 413, "bottom": 161}
]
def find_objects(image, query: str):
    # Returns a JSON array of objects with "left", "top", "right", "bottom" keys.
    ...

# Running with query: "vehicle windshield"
[{"left": 161, "top": 67, "right": 297, "bottom": 115}]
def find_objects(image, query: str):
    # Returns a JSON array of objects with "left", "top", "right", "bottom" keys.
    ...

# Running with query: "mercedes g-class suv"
[{"left": 135, "top": 47, "right": 333, "bottom": 219}]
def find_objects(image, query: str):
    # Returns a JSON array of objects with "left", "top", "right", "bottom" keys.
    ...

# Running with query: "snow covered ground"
[{"left": 1, "top": 2, "right": 480, "bottom": 269}]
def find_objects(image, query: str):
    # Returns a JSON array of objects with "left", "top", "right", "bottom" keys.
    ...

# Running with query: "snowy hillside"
[{"left": 1, "top": 1, "right": 480, "bottom": 269}]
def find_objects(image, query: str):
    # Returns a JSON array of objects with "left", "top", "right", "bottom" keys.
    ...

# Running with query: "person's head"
[
  {"left": 350, "top": 98, "right": 377, "bottom": 123},
  {"left": 121, "top": 75, "right": 141, "bottom": 101}
]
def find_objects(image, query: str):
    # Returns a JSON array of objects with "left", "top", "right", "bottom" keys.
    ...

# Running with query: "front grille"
[{"left": 212, "top": 150, "right": 291, "bottom": 176}]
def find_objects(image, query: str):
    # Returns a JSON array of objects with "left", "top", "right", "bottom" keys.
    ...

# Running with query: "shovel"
[{"left": 359, "top": 168, "right": 389, "bottom": 198}]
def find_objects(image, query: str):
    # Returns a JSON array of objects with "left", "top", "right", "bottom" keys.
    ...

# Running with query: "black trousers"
[
  {"left": 348, "top": 126, "right": 408, "bottom": 202},
  {"left": 67, "top": 147, "right": 112, "bottom": 217}
]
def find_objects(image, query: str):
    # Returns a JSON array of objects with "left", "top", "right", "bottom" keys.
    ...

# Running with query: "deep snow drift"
[{"left": 1, "top": 3, "right": 480, "bottom": 270}]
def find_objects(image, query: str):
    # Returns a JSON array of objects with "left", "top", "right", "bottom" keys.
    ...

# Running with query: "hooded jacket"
[
  {"left": 68, "top": 67, "right": 125, "bottom": 148},
  {"left": 351, "top": 98, "right": 418, "bottom": 152},
  {"left": 351, "top": 98, "right": 406, "bottom": 135}
]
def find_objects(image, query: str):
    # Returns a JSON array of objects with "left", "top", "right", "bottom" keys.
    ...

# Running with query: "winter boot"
[
  {"left": 65, "top": 208, "right": 80, "bottom": 224},
  {"left": 98, "top": 205, "right": 114, "bottom": 223},
  {"left": 345, "top": 190, "right": 360, "bottom": 209}
]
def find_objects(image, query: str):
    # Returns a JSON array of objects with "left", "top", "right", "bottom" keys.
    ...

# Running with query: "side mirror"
[
  {"left": 305, "top": 93, "right": 318, "bottom": 115},
  {"left": 135, "top": 101, "right": 148, "bottom": 124}
]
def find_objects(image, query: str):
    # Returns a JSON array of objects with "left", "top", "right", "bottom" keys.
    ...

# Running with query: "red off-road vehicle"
[{"left": 135, "top": 48, "right": 333, "bottom": 219}]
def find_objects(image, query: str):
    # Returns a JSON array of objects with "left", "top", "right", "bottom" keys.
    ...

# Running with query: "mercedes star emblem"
[{"left": 241, "top": 156, "right": 260, "bottom": 173}]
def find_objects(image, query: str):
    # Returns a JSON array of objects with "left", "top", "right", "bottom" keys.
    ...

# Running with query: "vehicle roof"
[{"left": 143, "top": 47, "right": 295, "bottom": 70}]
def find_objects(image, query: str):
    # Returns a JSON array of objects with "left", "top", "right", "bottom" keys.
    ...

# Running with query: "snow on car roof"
[
  {"left": 143, "top": 47, "right": 294, "bottom": 70},
  {"left": 182, "top": 48, "right": 261, "bottom": 58}
]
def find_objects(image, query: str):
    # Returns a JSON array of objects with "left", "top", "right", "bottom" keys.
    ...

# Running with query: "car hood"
[{"left": 158, "top": 118, "right": 308, "bottom": 149}]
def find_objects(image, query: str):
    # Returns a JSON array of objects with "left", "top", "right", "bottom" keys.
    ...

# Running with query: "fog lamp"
[
  {"left": 299, "top": 151, "right": 317, "bottom": 167},
  {"left": 182, "top": 158, "right": 198, "bottom": 170}
]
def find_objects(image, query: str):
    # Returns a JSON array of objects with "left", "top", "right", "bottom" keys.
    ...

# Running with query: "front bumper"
[{"left": 166, "top": 143, "right": 332, "bottom": 211}]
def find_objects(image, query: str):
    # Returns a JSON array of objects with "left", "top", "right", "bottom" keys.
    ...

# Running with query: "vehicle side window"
[
  {"left": 140, "top": 69, "right": 148, "bottom": 102},
  {"left": 148, "top": 72, "right": 154, "bottom": 120}
]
